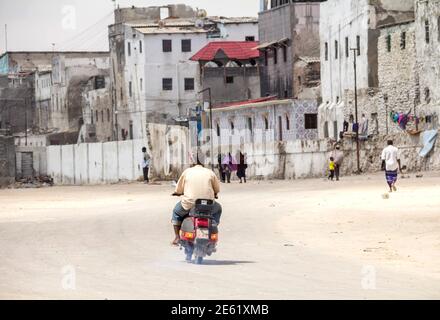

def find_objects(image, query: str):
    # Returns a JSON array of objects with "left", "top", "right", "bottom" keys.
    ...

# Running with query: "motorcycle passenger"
[{"left": 171, "top": 152, "right": 222, "bottom": 246}]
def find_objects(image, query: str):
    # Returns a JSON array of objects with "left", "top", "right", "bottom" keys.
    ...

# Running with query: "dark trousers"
[
  {"left": 219, "top": 169, "right": 225, "bottom": 183},
  {"left": 328, "top": 170, "right": 335, "bottom": 180},
  {"left": 225, "top": 171, "right": 231, "bottom": 183},
  {"left": 143, "top": 166, "right": 149, "bottom": 182},
  {"left": 335, "top": 164, "right": 340, "bottom": 180}
]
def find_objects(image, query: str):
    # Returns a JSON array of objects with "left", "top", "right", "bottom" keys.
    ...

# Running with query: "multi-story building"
[
  {"left": 318, "top": 0, "right": 415, "bottom": 140},
  {"left": 257, "top": 0, "right": 322, "bottom": 99},
  {"left": 34, "top": 70, "right": 52, "bottom": 132},
  {"left": 50, "top": 53, "right": 109, "bottom": 133},
  {"left": 190, "top": 41, "right": 261, "bottom": 106},
  {"left": 0, "top": 51, "right": 109, "bottom": 143},
  {"left": 80, "top": 74, "right": 113, "bottom": 143},
  {"left": 415, "top": 0, "right": 440, "bottom": 129},
  {"left": 377, "top": 20, "right": 417, "bottom": 135},
  {"left": 108, "top": 5, "right": 259, "bottom": 140}
]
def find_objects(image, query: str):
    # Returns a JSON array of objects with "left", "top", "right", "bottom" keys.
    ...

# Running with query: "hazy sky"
[{"left": 0, "top": 0, "right": 260, "bottom": 52}]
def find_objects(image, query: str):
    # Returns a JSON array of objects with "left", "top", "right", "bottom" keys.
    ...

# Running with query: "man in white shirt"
[
  {"left": 141, "top": 147, "right": 150, "bottom": 184},
  {"left": 381, "top": 140, "right": 402, "bottom": 192}
]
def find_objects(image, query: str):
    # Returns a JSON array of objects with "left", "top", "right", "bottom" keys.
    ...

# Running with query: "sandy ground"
[{"left": 0, "top": 172, "right": 439, "bottom": 300}]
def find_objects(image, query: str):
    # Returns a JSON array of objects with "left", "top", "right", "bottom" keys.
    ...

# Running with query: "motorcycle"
[{"left": 174, "top": 197, "right": 219, "bottom": 264}]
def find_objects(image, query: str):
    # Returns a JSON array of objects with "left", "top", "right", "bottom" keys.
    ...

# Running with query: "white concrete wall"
[
  {"left": 320, "top": 0, "right": 371, "bottom": 104},
  {"left": 220, "top": 23, "right": 259, "bottom": 41},
  {"left": 103, "top": 142, "right": 118, "bottom": 183},
  {"left": 74, "top": 143, "right": 88, "bottom": 184},
  {"left": 61, "top": 145, "right": 75, "bottom": 184},
  {"left": 88, "top": 143, "right": 104, "bottom": 184}
]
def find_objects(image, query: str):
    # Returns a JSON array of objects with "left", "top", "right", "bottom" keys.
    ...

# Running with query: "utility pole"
[
  {"left": 350, "top": 48, "right": 361, "bottom": 174},
  {"left": 115, "top": 110, "right": 119, "bottom": 141},
  {"left": 198, "top": 87, "right": 214, "bottom": 170},
  {"left": 24, "top": 97, "right": 28, "bottom": 146}
]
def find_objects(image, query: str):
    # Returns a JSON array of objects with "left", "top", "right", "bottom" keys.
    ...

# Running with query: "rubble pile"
[{"left": 12, "top": 175, "right": 54, "bottom": 189}]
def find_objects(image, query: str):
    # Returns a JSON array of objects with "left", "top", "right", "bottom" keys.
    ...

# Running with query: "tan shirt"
[{"left": 175, "top": 165, "right": 221, "bottom": 210}]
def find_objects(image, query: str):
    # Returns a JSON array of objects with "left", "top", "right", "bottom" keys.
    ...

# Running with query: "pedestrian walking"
[
  {"left": 222, "top": 153, "right": 237, "bottom": 184},
  {"left": 218, "top": 153, "right": 226, "bottom": 183},
  {"left": 236, "top": 152, "right": 248, "bottom": 183},
  {"left": 328, "top": 157, "right": 336, "bottom": 181},
  {"left": 381, "top": 140, "right": 402, "bottom": 192},
  {"left": 332, "top": 145, "right": 344, "bottom": 181},
  {"left": 141, "top": 147, "right": 151, "bottom": 184}
]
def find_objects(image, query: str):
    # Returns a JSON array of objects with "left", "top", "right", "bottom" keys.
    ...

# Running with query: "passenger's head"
[
  {"left": 387, "top": 140, "right": 393, "bottom": 146},
  {"left": 330, "top": 157, "right": 334, "bottom": 161}
]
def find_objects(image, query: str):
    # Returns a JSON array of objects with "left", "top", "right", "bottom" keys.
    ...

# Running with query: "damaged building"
[
  {"left": 0, "top": 135, "right": 15, "bottom": 187},
  {"left": 108, "top": 4, "right": 259, "bottom": 140},
  {"left": 50, "top": 53, "right": 110, "bottom": 143},
  {"left": 0, "top": 51, "right": 110, "bottom": 144},
  {"left": 377, "top": 20, "right": 418, "bottom": 135},
  {"left": 257, "top": 0, "right": 322, "bottom": 99},
  {"left": 318, "top": 0, "right": 415, "bottom": 140},
  {"left": 414, "top": 0, "right": 440, "bottom": 128},
  {"left": 190, "top": 41, "right": 262, "bottom": 106},
  {"left": 319, "top": 0, "right": 439, "bottom": 142},
  {"left": 79, "top": 73, "right": 113, "bottom": 143}
]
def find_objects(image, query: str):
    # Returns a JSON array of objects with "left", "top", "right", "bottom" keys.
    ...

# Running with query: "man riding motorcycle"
[{"left": 171, "top": 152, "right": 222, "bottom": 246}]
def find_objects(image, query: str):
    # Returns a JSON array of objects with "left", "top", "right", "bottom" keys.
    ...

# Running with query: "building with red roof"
[
  {"left": 191, "top": 41, "right": 262, "bottom": 107},
  {"left": 190, "top": 41, "right": 260, "bottom": 63}
]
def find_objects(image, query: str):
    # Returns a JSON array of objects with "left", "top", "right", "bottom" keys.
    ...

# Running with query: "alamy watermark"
[
  {"left": 361, "top": 265, "right": 377, "bottom": 290},
  {"left": 61, "top": 265, "right": 76, "bottom": 291},
  {"left": 61, "top": 5, "right": 77, "bottom": 30}
]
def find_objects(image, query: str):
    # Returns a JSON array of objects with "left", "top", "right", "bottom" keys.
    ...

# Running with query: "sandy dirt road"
[{"left": 0, "top": 172, "right": 439, "bottom": 299}]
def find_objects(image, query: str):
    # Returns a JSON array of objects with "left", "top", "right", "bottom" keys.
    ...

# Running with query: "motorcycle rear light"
[
  {"left": 210, "top": 233, "right": 218, "bottom": 241},
  {"left": 196, "top": 218, "right": 209, "bottom": 228},
  {"left": 183, "top": 232, "right": 194, "bottom": 239}
]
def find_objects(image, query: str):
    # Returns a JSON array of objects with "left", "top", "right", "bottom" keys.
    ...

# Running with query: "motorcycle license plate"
[{"left": 197, "top": 228, "right": 209, "bottom": 239}]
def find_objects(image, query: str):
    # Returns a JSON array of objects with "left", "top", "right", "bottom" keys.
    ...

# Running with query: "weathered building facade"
[
  {"left": 34, "top": 70, "right": 52, "bottom": 132},
  {"left": 50, "top": 53, "right": 109, "bottom": 134},
  {"left": 318, "top": 0, "right": 415, "bottom": 139},
  {"left": 0, "top": 51, "right": 110, "bottom": 143},
  {"left": 80, "top": 74, "right": 113, "bottom": 143},
  {"left": 191, "top": 41, "right": 261, "bottom": 106},
  {"left": 258, "top": 0, "right": 322, "bottom": 99},
  {"left": 414, "top": 0, "right": 440, "bottom": 129},
  {"left": 0, "top": 73, "right": 34, "bottom": 135},
  {"left": 212, "top": 97, "right": 318, "bottom": 147},
  {"left": 377, "top": 21, "right": 418, "bottom": 135},
  {"left": 108, "top": 4, "right": 259, "bottom": 140},
  {"left": 0, "top": 135, "right": 15, "bottom": 186}
]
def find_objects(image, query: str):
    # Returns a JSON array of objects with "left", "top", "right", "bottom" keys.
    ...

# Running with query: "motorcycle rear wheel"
[
  {"left": 195, "top": 256, "right": 203, "bottom": 265},
  {"left": 184, "top": 245, "right": 193, "bottom": 262}
]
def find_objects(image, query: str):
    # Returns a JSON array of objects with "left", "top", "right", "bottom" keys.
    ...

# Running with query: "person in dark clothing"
[
  {"left": 222, "top": 153, "right": 236, "bottom": 184},
  {"left": 237, "top": 152, "right": 248, "bottom": 183},
  {"left": 218, "top": 154, "right": 225, "bottom": 183}
]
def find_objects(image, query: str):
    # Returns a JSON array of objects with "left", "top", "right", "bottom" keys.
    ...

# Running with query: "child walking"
[{"left": 328, "top": 157, "right": 336, "bottom": 181}]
